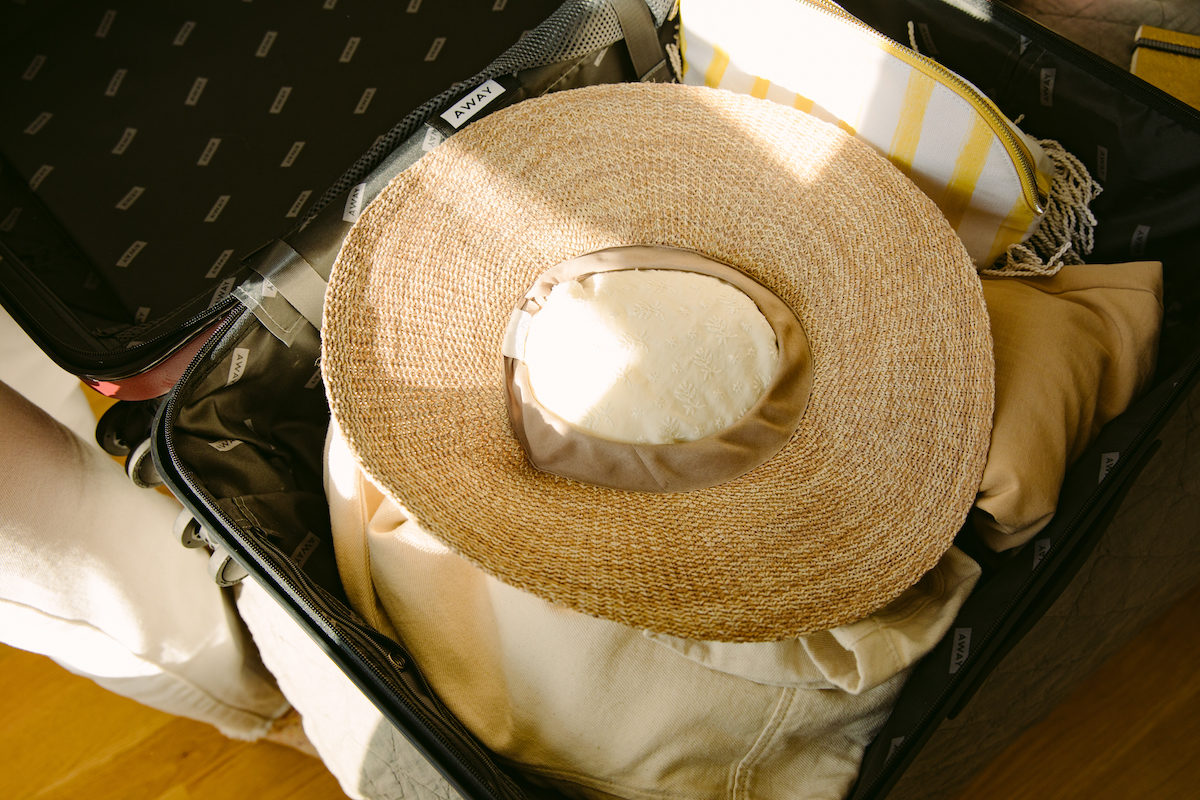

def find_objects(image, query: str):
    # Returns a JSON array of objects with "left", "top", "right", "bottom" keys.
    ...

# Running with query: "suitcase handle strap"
[{"left": 610, "top": 0, "right": 673, "bottom": 82}]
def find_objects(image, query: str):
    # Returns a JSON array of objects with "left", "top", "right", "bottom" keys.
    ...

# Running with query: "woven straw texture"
[{"left": 322, "top": 82, "right": 994, "bottom": 642}]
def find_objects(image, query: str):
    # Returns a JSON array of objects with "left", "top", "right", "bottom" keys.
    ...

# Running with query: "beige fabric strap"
[
  {"left": 609, "top": 0, "right": 671, "bottom": 82},
  {"left": 249, "top": 238, "right": 328, "bottom": 331},
  {"left": 504, "top": 246, "right": 812, "bottom": 493}
]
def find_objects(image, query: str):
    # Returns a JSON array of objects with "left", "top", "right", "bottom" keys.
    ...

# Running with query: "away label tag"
[
  {"left": 343, "top": 182, "right": 367, "bottom": 223},
  {"left": 441, "top": 79, "right": 506, "bottom": 128},
  {"left": 430, "top": 75, "right": 522, "bottom": 137}
]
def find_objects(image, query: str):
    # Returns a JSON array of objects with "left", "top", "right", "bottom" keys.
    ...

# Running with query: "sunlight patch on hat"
[{"left": 522, "top": 269, "right": 778, "bottom": 445}]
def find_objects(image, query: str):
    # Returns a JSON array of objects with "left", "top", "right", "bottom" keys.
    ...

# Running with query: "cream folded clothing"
[
  {"left": 0, "top": 338, "right": 288, "bottom": 741},
  {"left": 325, "top": 422, "right": 980, "bottom": 800}
]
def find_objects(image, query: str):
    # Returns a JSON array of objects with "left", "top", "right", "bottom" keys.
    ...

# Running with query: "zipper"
[
  {"left": 90, "top": 294, "right": 241, "bottom": 375},
  {"left": 155, "top": 311, "right": 524, "bottom": 800},
  {"left": 798, "top": 0, "right": 1047, "bottom": 214},
  {"left": 1134, "top": 36, "right": 1200, "bottom": 59},
  {"left": 0, "top": 236, "right": 243, "bottom": 378}
]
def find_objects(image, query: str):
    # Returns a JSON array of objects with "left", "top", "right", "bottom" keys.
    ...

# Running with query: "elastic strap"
[{"left": 249, "top": 239, "right": 328, "bottom": 330}]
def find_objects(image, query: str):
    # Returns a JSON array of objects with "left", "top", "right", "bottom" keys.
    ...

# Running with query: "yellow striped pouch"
[{"left": 679, "top": 0, "right": 1054, "bottom": 268}]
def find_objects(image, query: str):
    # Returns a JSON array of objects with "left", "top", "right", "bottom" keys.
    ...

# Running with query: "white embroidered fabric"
[{"left": 522, "top": 269, "right": 779, "bottom": 444}]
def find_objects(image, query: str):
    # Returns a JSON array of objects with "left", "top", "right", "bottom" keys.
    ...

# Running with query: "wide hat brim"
[{"left": 322, "top": 82, "right": 994, "bottom": 642}]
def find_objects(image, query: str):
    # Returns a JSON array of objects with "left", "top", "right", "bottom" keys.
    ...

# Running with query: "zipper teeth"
[
  {"left": 157, "top": 314, "right": 520, "bottom": 800},
  {"left": 0, "top": 236, "right": 241, "bottom": 372},
  {"left": 803, "top": 0, "right": 1047, "bottom": 214},
  {"left": 126, "top": 294, "right": 240, "bottom": 352},
  {"left": 60, "top": 294, "right": 238, "bottom": 370},
  {"left": 1135, "top": 37, "right": 1200, "bottom": 59}
]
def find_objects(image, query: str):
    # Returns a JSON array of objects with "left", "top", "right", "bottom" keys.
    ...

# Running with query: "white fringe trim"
[
  {"left": 665, "top": 41, "right": 684, "bottom": 82},
  {"left": 983, "top": 139, "right": 1102, "bottom": 277}
]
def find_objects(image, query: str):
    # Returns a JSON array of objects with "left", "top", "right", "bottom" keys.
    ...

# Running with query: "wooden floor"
[
  {"left": 953, "top": 581, "right": 1200, "bottom": 800},
  {"left": 0, "top": 644, "right": 348, "bottom": 800},
  {"left": 2, "top": 583, "right": 1198, "bottom": 799}
]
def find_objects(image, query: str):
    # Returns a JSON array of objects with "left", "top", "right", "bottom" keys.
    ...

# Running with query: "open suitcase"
[{"left": 3, "top": 1, "right": 1199, "bottom": 798}]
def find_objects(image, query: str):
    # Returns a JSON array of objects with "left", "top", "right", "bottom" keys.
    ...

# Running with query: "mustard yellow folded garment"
[{"left": 973, "top": 261, "right": 1163, "bottom": 551}]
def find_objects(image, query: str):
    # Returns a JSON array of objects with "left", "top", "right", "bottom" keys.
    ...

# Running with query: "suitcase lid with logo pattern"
[{"left": 0, "top": 0, "right": 567, "bottom": 399}]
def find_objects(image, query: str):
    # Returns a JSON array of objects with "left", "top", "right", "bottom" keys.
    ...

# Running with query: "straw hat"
[{"left": 322, "top": 82, "right": 994, "bottom": 642}]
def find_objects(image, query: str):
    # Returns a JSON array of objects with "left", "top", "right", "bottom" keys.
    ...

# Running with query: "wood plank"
[
  {"left": 0, "top": 646, "right": 347, "bottom": 800},
  {"left": 955, "top": 583, "right": 1200, "bottom": 799}
]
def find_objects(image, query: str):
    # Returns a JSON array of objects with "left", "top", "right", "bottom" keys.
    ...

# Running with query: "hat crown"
[{"left": 523, "top": 268, "right": 779, "bottom": 445}]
